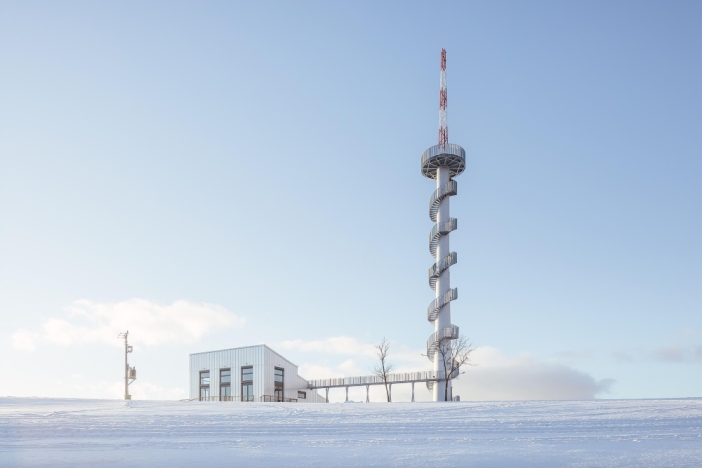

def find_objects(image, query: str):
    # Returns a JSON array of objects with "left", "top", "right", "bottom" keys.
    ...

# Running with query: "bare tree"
[
  {"left": 436, "top": 335, "right": 475, "bottom": 401},
  {"left": 373, "top": 337, "right": 394, "bottom": 402}
]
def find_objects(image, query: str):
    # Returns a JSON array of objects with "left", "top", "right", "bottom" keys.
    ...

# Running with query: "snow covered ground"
[{"left": 1, "top": 398, "right": 700, "bottom": 467}]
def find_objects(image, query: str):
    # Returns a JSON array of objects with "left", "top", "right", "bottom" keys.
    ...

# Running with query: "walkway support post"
[
  {"left": 345, "top": 386, "right": 348, "bottom": 403},
  {"left": 389, "top": 383, "right": 392, "bottom": 402},
  {"left": 325, "top": 388, "right": 329, "bottom": 403},
  {"left": 366, "top": 385, "right": 369, "bottom": 403},
  {"left": 411, "top": 382, "right": 415, "bottom": 402}
]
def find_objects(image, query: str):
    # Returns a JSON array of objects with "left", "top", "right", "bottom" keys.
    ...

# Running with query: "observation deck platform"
[{"left": 421, "top": 143, "right": 466, "bottom": 179}]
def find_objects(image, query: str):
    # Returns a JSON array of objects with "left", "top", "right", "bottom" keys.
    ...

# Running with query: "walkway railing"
[
  {"left": 306, "top": 370, "right": 455, "bottom": 390},
  {"left": 260, "top": 395, "right": 298, "bottom": 402},
  {"left": 187, "top": 395, "right": 300, "bottom": 403},
  {"left": 192, "top": 395, "right": 254, "bottom": 402}
]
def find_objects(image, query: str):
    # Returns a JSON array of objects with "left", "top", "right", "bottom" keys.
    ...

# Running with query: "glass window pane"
[
  {"left": 220, "top": 369, "right": 231, "bottom": 383},
  {"left": 200, "top": 371, "right": 210, "bottom": 385}
]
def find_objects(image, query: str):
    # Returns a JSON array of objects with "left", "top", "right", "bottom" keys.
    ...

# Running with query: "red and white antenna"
[{"left": 438, "top": 49, "right": 448, "bottom": 147}]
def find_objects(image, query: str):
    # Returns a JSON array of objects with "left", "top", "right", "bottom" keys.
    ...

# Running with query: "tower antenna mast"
[{"left": 438, "top": 49, "right": 448, "bottom": 147}]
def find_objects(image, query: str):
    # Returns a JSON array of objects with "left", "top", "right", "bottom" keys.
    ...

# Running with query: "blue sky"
[{"left": 1, "top": 1, "right": 700, "bottom": 401}]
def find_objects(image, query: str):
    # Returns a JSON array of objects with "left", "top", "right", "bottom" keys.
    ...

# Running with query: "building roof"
[{"left": 189, "top": 344, "right": 298, "bottom": 368}]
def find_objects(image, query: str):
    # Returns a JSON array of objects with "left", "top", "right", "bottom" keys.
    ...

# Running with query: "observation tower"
[{"left": 422, "top": 49, "right": 465, "bottom": 401}]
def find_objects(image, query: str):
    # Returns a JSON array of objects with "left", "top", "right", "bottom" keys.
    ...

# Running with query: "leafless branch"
[
  {"left": 436, "top": 335, "right": 475, "bottom": 401},
  {"left": 372, "top": 337, "right": 394, "bottom": 402}
]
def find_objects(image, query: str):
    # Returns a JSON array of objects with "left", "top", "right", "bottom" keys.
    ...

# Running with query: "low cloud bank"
[
  {"left": 455, "top": 348, "right": 613, "bottom": 401},
  {"left": 653, "top": 345, "right": 702, "bottom": 363},
  {"left": 38, "top": 376, "right": 186, "bottom": 400},
  {"left": 12, "top": 298, "right": 244, "bottom": 350}
]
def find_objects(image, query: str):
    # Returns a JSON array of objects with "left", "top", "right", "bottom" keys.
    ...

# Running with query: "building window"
[
  {"left": 298, "top": 391, "right": 306, "bottom": 399},
  {"left": 241, "top": 366, "right": 253, "bottom": 402},
  {"left": 199, "top": 371, "right": 210, "bottom": 401},
  {"left": 219, "top": 368, "right": 231, "bottom": 401},
  {"left": 274, "top": 367, "right": 284, "bottom": 401}
]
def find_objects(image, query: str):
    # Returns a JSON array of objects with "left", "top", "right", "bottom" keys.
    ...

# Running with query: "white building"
[{"left": 189, "top": 344, "right": 324, "bottom": 403}]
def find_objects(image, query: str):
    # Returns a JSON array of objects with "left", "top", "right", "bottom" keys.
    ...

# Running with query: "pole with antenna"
[
  {"left": 421, "top": 48, "right": 466, "bottom": 400},
  {"left": 118, "top": 331, "right": 136, "bottom": 400}
]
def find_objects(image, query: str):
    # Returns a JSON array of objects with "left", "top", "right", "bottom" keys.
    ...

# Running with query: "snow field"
[{"left": 0, "top": 397, "right": 700, "bottom": 467}]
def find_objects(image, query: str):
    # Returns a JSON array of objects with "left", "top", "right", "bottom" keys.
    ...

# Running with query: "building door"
[
  {"left": 220, "top": 385, "right": 231, "bottom": 401},
  {"left": 274, "top": 367, "right": 284, "bottom": 401},
  {"left": 241, "top": 366, "right": 253, "bottom": 402}
]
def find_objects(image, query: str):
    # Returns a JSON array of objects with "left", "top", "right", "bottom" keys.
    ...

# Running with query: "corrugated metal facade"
[{"left": 189, "top": 344, "right": 324, "bottom": 402}]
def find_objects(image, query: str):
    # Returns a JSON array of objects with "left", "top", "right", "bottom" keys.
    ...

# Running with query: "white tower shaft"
[{"left": 433, "top": 166, "right": 452, "bottom": 401}]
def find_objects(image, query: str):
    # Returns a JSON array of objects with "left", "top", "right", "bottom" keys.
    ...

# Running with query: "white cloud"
[
  {"left": 654, "top": 346, "right": 685, "bottom": 362},
  {"left": 129, "top": 382, "right": 187, "bottom": 400},
  {"left": 46, "top": 378, "right": 186, "bottom": 400},
  {"left": 649, "top": 330, "right": 702, "bottom": 363},
  {"left": 611, "top": 350, "right": 635, "bottom": 362},
  {"left": 553, "top": 349, "right": 594, "bottom": 360},
  {"left": 12, "top": 298, "right": 245, "bottom": 350},
  {"left": 653, "top": 345, "right": 702, "bottom": 363},
  {"left": 280, "top": 336, "right": 378, "bottom": 358},
  {"left": 337, "top": 359, "right": 364, "bottom": 376},
  {"left": 11, "top": 329, "right": 37, "bottom": 351},
  {"left": 454, "top": 347, "right": 614, "bottom": 400},
  {"left": 298, "top": 363, "right": 343, "bottom": 380}
]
